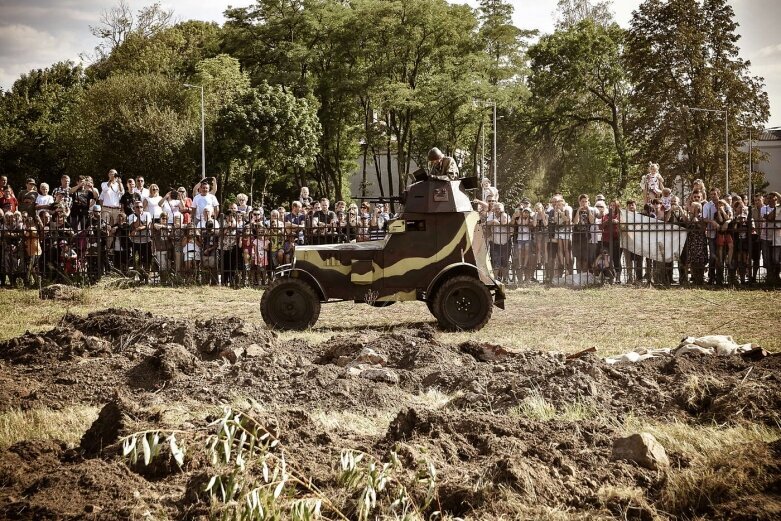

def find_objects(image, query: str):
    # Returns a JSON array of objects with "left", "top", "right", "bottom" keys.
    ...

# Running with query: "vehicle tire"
[
  {"left": 261, "top": 277, "right": 321, "bottom": 330},
  {"left": 432, "top": 275, "right": 492, "bottom": 331}
]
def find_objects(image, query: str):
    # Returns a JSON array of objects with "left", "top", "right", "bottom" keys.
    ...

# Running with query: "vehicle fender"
[
  {"left": 426, "top": 262, "right": 497, "bottom": 296},
  {"left": 274, "top": 265, "right": 327, "bottom": 301}
]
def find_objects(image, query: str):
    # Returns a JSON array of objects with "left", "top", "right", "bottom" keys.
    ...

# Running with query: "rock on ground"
[{"left": 611, "top": 432, "right": 670, "bottom": 470}]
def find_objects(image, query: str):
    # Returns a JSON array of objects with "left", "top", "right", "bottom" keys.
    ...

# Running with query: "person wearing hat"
[
  {"left": 18, "top": 178, "right": 39, "bottom": 218},
  {"left": 426, "top": 147, "right": 460, "bottom": 181},
  {"left": 518, "top": 197, "right": 532, "bottom": 215}
]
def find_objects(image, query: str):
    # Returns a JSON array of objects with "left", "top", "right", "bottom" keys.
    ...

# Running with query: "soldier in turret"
[{"left": 427, "top": 147, "right": 460, "bottom": 181}]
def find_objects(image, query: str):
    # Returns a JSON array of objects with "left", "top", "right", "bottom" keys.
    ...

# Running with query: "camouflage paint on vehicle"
[
  {"left": 282, "top": 178, "right": 503, "bottom": 305},
  {"left": 264, "top": 176, "right": 504, "bottom": 331}
]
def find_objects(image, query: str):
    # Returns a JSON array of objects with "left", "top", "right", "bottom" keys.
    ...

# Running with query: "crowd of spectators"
[
  {"left": 0, "top": 164, "right": 779, "bottom": 288},
  {"left": 473, "top": 165, "right": 781, "bottom": 287},
  {"left": 0, "top": 171, "right": 396, "bottom": 287}
]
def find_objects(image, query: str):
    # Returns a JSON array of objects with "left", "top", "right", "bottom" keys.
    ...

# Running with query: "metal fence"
[
  {"left": 0, "top": 218, "right": 779, "bottom": 289},
  {"left": 483, "top": 217, "right": 780, "bottom": 287}
]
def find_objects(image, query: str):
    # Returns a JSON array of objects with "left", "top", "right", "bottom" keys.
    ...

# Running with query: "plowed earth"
[{"left": 0, "top": 308, "right": 779, "bottom": 520}]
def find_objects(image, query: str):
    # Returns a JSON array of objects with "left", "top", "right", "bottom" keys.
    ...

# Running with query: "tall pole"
[
  {"left": 199, "top": 85, "right": 206, "bottom": 180},
  {"left": 184, "top": 83, "right": 206, "bottom": 179},
  {"left": 748, "top": 127, "right": 752, "bottom": 201},
  {"left": 492, "top": 101, "right": 497, "bottom": 189},
  {"left": 724, "top": 106, "right": 729, "bottom": 194}
]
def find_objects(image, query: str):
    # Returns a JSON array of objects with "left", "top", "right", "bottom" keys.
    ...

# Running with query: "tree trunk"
[
  {"left": 385, "top": 125, "right": 394, "bottom": 197},
  {"left": 371, "top": 145, "right": 385, "bottom": 198},
  {"left": 360, "top": 146, "right": 368, "bottom": 198}
]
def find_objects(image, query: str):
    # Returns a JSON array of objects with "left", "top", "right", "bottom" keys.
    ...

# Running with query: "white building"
[{"left": 753, "top": 127, "right": 781, "bottom": 192}]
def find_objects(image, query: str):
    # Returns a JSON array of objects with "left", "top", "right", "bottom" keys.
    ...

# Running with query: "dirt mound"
[
  {"left": 0, "top": 327, "right": 112, "bottom": 364},
  {"left": 1, "top": 310, "right": 779, "bottom": 519},
  {"left": 0, "top": 439, "right": 157, "bottom": 520},
  {"left": 383, "top": 408, "right": 656, "bottom": 517},
  {"left": 80, "top": 394, "right": 143, "bottom": 457}
]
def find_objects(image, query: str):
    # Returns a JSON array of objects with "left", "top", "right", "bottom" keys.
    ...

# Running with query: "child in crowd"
[
  {"left": 593, "top": 248, "right": 616, "bottom": 284},
  {"left": 35, "top": 183, "right": 54, "bottom": 216},
  {"left": 23, "top": 215, "right": 42, "bottom": 286},
  {"left": 533, "top": 202, "right": 548, "bottom": 271},
  {"left": 181, "top": 224, "right": 201, "bottom": 277},
  {"left": 641, "top": 162, "right": 664, "bottom": 204},
  {"left": 251, "top": 224, "right": 270, "bottom": 285},
  {"left": 660, "top": 187, "right": 673, "bottom": 211},
  {"left": 715, "top": 199, "right": 734, "bottom": 280}
]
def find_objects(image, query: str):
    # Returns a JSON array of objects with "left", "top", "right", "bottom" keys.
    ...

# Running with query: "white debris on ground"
[
  {"left": 550, "top": 272, "right": 601, "bottom": 287},
  {"left": 605, "top": 335, "right": 757, "bottom": 365},
  {"left": 339, "top": 347, "right": 401, "bottom": 384}
]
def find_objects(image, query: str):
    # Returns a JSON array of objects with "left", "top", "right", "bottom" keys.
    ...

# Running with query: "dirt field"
[{"left": 0, "top": 287, "right": 779, "bottom": 520}]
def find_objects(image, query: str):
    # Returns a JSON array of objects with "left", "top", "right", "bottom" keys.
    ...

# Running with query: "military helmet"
[{"left": 427, "top": 147, "right": 444, "bottom": 161}]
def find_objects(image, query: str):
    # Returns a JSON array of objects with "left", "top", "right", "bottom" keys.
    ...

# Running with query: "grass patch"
[
  {"left": 508, "top": 394, "right": 599, "bottom": 422},
  {"left": 623, "top": 418, "right": 781, "bottom": 517},
  {"left": 0, "top": 406, "right": 99, "bottom": 450},
  {"left": 410, "top": 387, "right": 455, "bottom": 409},
  {"left": 0, "top": 285, "right": 778, "bottom": 355},
  {"left": 310, "top": 410, "right": 396, "bottom": 437}
]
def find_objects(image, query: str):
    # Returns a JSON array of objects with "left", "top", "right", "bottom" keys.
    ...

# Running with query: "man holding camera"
[{"left": 99, "top": 169, "right": 124, "bottom": 225}]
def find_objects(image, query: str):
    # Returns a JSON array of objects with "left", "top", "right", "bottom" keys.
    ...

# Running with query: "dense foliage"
[{"left": 0, "top": 0, "right": 769, "bottom": 204}]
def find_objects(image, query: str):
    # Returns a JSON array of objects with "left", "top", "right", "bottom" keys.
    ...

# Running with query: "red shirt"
[
  {"left": 181, "top": 197, "right": 193, "bottom": 224},
  {"left": 0, "top": 195, "right": 18, "bottom": 213},
  {"left": 601, "top": 210, "right": 620, "bottom": 241}
]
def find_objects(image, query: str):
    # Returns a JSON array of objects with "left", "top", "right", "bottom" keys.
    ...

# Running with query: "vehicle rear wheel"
[
  {"left": 261, "top": 277, "right": 321, "bottom": 330},
  {"left": 432, "top": 275, "right": 492, "bottom": 331}
]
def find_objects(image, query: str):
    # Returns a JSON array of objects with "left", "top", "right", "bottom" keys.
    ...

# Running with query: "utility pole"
[{"left": 184, "top": 83, "right": 206, "bottom": 179}]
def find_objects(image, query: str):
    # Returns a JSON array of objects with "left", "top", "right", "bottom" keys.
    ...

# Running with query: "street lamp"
[
  {"left": 184, "top": 83, "right": 206, "bottom": 179},
  {"left": 473, "top": 99, "right": 498, "bottom": 189},
  {"left": 491, "top": 100, "right": 497, "bottom": 190},
  {"left": 685, "top": 106, "right": 729, "bottom": 194}
]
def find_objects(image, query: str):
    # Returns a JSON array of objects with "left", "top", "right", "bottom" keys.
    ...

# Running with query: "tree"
[
  {"left": 0, "top": 61, "right": 85, "bottom": 183},
  {"left": 222, "top": 0, "right": 362, "bottom": 199},
  {"left": 556, "top": 0, "right": 614, "bottom": 28},
  {"left": 476, "top": 0, "right": 533, "bottom": 184},
  {"left": 213, "top": 84, "right": 321, "bottom": 208},
  {"left": 59, "top": 73, "right": 197, "bottom": 187},
  {"left": 625, "top": 0, "right": 769, "bottom": 193},
  {"left": 89, "top": 20, "right": 222, "bottom": 80},
  {"left": 89, "top": 0, "right": 174, "bottom": 61},
  {"left": 478, "top": 0, "right": 533, "bottom": 86},
  {"left": 364, "top": 0, "right": 485, "bottom": 192},
  {"left": 525, "top": 19, "right": 631, "bottom": 193}
]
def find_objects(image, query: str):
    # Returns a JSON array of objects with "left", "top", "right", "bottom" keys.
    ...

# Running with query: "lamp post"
[
  {"left": 685, "top": 106, "right": 729, "bottom": 194},
  {"left": 492, "top": 100, "right": 497, "bottom": 190},
  {"left": 184, "top": 83, "right": 206, "bottom": 179},
  {"left": 473, "top": 99, "right": 498, "bottom": 189}
]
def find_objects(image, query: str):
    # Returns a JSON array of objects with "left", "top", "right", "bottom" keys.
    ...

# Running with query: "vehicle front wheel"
[
  {"left": 261, "top": 277, "right": 321, "bottom": 330},
  {"left": 431, "top": 275, "right": 492, "bottom": 331}
]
